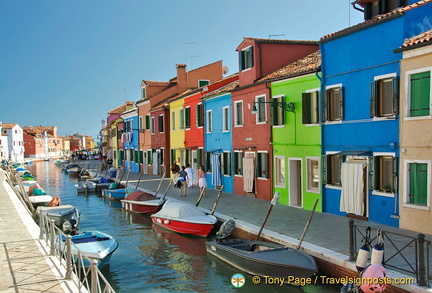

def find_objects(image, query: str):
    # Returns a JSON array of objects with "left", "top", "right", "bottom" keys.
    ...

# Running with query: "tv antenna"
[
  {"left": 184, "top": 41, "right": 198, "bottom": 66},
  {"left": 269, "top": 34, "right": 285, "bottom": 39}
]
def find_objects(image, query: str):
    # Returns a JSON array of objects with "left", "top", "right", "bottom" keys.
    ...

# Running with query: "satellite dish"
[{"left": 222, "top": 66, "right": 229, "bottom": 75}]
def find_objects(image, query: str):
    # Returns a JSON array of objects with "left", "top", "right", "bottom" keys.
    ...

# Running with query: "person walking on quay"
[
  {"left": 185, "top": 164, "right": 194, "bottom": 188},
  {"left": 177, "top": 166, "right": 188, "bottom": 197},
  {"left": 198, "top": 165, "right": 207, "bottom": 197}
]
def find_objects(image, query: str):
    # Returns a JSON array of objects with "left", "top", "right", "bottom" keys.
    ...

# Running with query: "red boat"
[
  {"left": 151, "top": 200, "right": 218, "bottom": 237},
  {"left": 121, "top": 190, "right": 165, "bottom": 215}
]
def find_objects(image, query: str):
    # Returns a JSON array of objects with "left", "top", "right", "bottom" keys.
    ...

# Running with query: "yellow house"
[
  {"left": 170, "top": 95, "right": 187, "bottom": 177},
  {"left": 396, "top": 30, "right": 432, "bottom": 234}
]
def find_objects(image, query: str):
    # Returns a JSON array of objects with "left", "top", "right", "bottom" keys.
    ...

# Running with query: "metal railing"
[
  {"left": 349, "top": 219, "right": 431, "bottom": 287},
  {"left": 38, "top": 212, "right": 116, "bottom": 293}
]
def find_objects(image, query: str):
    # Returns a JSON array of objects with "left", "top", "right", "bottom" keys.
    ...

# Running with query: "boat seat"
[{"left": 72, "top": 235, "right": 110, "bottom": 244}]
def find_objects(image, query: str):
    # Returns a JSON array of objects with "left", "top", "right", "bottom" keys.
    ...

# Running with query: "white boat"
[
  {"left": 64, "top": 231, "right": 119, "bottom": 268},
  {"left": 74, "top": 181, "right": 97, "bottom": 193},
  {"left": 37, "top": 205, "right": 80, "bottom": 228},
  {"left": 29, "top": 195, "right": 53, "bottom": 208}
]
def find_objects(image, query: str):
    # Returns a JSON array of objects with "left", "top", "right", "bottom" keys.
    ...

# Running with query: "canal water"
[{"left": 27, "top": 161, "right": 341, "bottom": 292}]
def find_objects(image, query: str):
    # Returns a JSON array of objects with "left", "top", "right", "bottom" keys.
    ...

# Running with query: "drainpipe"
[
  {"left": 266, "top": 81, "right": 274, "bottom": 198},
  {"left": 318, "top": 42, "right": 326, "bottom": 212}
]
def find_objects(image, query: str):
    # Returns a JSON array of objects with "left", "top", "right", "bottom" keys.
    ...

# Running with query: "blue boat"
[
  {"left": 66, "top": 231, "right": 119, "bottom": 268},
  {"left": 102, "top": 186, "right": 135, "bottom": 200}
]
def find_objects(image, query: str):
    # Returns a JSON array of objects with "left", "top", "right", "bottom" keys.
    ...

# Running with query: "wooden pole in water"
[
  {"left": 296, "top": 199, "right": 319, "bottom": 250},
  {"left": 195, "top": 186, "right": 206, "bottom": 207},
  {"left": 154, "top": 172, "right": 166, "bottom": 197},
  {"left": 210, "top": 186, "right": 224, "bottom": 215},
  {"left": 256, "top": 192, "right": 280, "bottom": 241},
  {"left": 135, "top": 171, "right": 143, "bottom": 190},
  {"left": 162, "top": 179, "right": 173, "bottom": 200}
]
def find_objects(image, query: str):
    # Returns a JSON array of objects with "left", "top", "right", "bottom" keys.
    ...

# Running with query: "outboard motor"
[
  {"left": 63, "top": 219, "right": 78, "bottom": 235},
  {"left": 216, "top": 219, "right": 235, "bottom": 242}
]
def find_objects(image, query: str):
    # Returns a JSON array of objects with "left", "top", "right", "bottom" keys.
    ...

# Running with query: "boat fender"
[
  {"left": 359, "top": 264, "right": 387, "bottom": 293},
  {"left": 355, "top": 227, "right": 371, "bottom": 272},
  {"left": 156, "top": 218, "right": 162, "bottom": 224},
  {"left": 371, "top": 229, "right": 384, "bottom": 265},
  {"left": 48, "top": 196, "right": 61, "bottom": 207},
  {"left": 164, "top": 220, "right": 170, "bottom": 224}
]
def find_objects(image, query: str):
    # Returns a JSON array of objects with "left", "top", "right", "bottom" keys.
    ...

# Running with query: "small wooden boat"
[
  {"left": 205, "top": 193, "right": 319, "bottom": 279},
  {"left": 64, "top": 231, "right": 119, "bottom": 268},
  {"left": 121, "top": 190, "right": 165, "bottom": 214},
  {"left": 151, "top": 199, "right": 217, "bottom": 237},
  {"left": 37, "top": 204, "right": 80, "bottom": 228}
]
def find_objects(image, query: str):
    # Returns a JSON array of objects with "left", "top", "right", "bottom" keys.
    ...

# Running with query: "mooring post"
[
  {"left": 418, "top": 233, "right": 426, "bottom": 286},
  {"left": 349, "top": 219, "right": 355, "bottom": 261},
  {"left": 39, "top": 213, "right": 44, "bottom": 240},
  {"left": 65, "top": 235, "right": 72, "bottom": 279}
]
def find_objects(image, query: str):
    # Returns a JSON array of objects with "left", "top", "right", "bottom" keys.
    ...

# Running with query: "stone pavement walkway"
[{"left": 0, "top": 169, "right": 82, "bottom": 293}]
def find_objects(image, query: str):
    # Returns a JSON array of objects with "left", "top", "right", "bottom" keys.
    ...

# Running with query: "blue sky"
[{"left": 0, "top": 0, "right": 364, "bottom": 139}]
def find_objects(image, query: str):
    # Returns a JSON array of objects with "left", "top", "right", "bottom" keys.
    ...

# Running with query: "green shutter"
[
  {"left": 322, "top": 155, "right": 328, "bottom": 185},
  {"left": 147, "top": 150, "right": 152, "bottom": 164},
  {"left": 369, "top": 156, "right": 375, "bottom": 190},
  {"left": 409, "top": 163, "right": 428, "bottom": 206},
  {"left": 392, "top": 157, "right": 398, "bottom": 193},
  {"left": 302, "top": 93, "right": 311, "bottom": 124},
  {"left": 410, "top": 72, "right": 430, "bottom": 117},
  {"left": 370, "top": 81, "right": 377, "bottom": 117},
  {"left": 135, "top": 151, "right": 139, "bottom": 163},
  {"left": 185, "top": 107, "right": 190, "bottom": 128},
  {"left": 145, "top": 115, "right": 150, "bottom": 130}
]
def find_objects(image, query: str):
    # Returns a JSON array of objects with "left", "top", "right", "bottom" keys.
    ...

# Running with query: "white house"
[{"left": 2, "top": 123, "right": 25, "bottom": 162}]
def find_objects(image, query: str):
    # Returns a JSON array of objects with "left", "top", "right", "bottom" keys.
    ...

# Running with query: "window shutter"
[
  {"left": 369, "top": 156, "right": 375, "bottom": 190},
  {"left": 392, "top": 157, "right": 398, "bottom": 193},
  {"left": 185, "top": 107, "right": 190, "bottom": 128},
  {"left": 281, "top": 96, "right": 286, "bottom": 125},
  {"left": 392, "top": 76, "right": 399, "bottom": 115},
  {"left": 270, "top": 101, "right": 276, "bottom": 126},
  {"left": 239, "top": 51, "right": 244, "bottom": 71},
  {"left": 379, "top": 0, "right": 387, "bottom": 14},
  {"left": 249, "top": 46, "right": 254, "bottom": 68},
  {"left": 339, "top": 87, "right": 344, "bottom": 120},
  {"left": 302, "top": 93, "right": 311, "bottom": 124},
  {"left": 364, "top": 3, "right": 372, "bottom": 20},
  {"left": 370, "top": 81, "right": 377, "bottom": 118},
  {"left": 322, "top": 155, "right": 328, "bottom": 185},
  {"left": 323, "top": 90, "right": 329, "bottom": 122}
]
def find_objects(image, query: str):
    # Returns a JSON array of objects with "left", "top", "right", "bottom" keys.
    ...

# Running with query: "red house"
[{"left": 232, "top": 38, "right": 319, "bottom": 200}]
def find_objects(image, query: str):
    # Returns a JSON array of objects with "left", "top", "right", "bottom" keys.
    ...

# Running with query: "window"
[
  {"left": 151, "top": 117, "right": 155, "bottom": 134},
  {"left": 141, "top": 87, "right": 146, "bottom": 99},
  {"left": 206, "top": 110, "right": 212, "bottom": 133},
  {"left": 239, "top": 46, "right": 253, "bottom": 71},
  {"left": 255, "top": 95, "right": 267, "bottom": 123},
  {"left": 323, "top": 154, "right": 343, "bottom": 186},
  {"left": 302, "top": 91, "right": 319, "bottom": 124},
  {"left": 222, "top": 152, "right": 231, "bottom": 176},
  {"left": 198, "top": 80, "right": 210, "bottom": 87},
  {"left": 364, "top": 0, "right": 407, "bottom": 20},
  {"left": 407, "top": 162, "right": 429, "bottom": 206},
  {"left": 196, "top": 103, "right": 204, "bottom": 127},
  {"left": 234, "top": 101, "right": 243, "bottom": 126},
  {"left": 271, "top": 95, "right": 285, "bottom": 126},
  {"left": 409, "top": 71, "right": 430, "bottom": 117},
  {"left": 257, "top": 152, "right": 269, "bottom": 179},
  {"left": 371, "top": 75, "right": 398, "bottom": 117},
  {"left": 274, "top": 156, "right": 285, "bottom": 187},
  {"left": 307, "top": 158, "right": 320, "bottom": 192},
  {"left": 323, "top": 86, "right": 344, "bottom": 122},
  {"left": 370, "top": 155, "right": 397, "bottom": 193},
  {"left": 234, "top": 151, "right": 243, "bottom": 175},
  {"left": 222, "top": 106, "right": 230, "bottom": 131},
  {"left": 170, "top": 149, "right": 176, "bottom": 165},
  {"left": 158, "top": 115, "right": 164, "bottom": 133},
  {"left": 185, "top": 107, "right": 191, "bottom": 129},
  {"left": 205, "top": 152, "right": 212, "bottom": 172},
  {"left": 145, "top": 114, "right": 151, "bottom": 130},
  {"left": 171, "top": 111, "right": 176, "bottom": 131}
]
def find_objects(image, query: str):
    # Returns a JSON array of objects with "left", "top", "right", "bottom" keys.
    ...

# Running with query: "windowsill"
[
  {"left": 324, "top": 120, "right": 343, "bottom": 125},
  {"left": 371, "top": 191, "right": 395, "bottom": 198},
  {"left": 234, "top": 124, "right": 244, "bottom": 127},
  {"left": 372, "top": 116, "right": 396, "bottom": 121},
  {"left": 305, "top": 123, "right": 320, "bottom": 127},
  {"left": 275, "top": 184, "right": 286, "bottom": 188},
  {"left": 240, "top": 67, "right": 252, "bottom": 73},
  {"left": 222, "top": 130, "right": 230, "bottom": 133},
  {"left": 325, "top": 184, "right": 342, "bottom": 190},
  {"left": 234, "top": 174, "right": 243, "bottom": 177},
  {"left": 257, "top": 177, "right": 268, "bottom": 180},
  {"left": 404, "top": 115, "right": 432, "bottom": 121},
  {"left": 272, "top": 125, "right": 285, "bottom": 128},
  {"left": 402, "top": 203, "right": 430, "bottom": 211},
  {"left": 255, "top": 121, "right": 267, "bottom": 125}
]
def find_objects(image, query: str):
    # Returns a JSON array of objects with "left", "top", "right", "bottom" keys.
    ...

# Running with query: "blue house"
[
  {"left": 319, "top": 0, "right": 432, "bottom": 227},
  {"left": 120, "top": 107, "right": 140, "bottom": 172},
  {"left": 202, "top": 81, "right": 238, "bottom": 192}
]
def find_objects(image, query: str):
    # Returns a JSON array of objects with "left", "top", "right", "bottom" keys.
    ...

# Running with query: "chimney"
[{"left": 176, "top": 64, "right": 187, "bottom": 92}]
